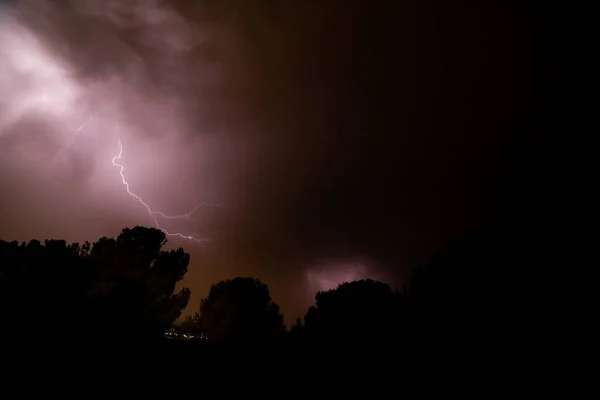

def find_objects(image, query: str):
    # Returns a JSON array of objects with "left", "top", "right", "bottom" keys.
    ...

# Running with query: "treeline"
[
  {"left": 0, "top": 226, "right": 515, "bottom": 348},
  {"left": 1, "top": 225, "right": 530, "bottom": 390}
]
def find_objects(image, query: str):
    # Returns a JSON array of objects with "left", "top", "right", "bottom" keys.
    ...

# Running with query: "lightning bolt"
[{"left": 112, "top": 137, "right": 221, "bottom": 246}]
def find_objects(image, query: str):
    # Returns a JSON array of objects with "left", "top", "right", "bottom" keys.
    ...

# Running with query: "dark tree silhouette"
[
  {"left": 0, "top": 226, "right": 191, "bottom": 343},
  {"left": 301, "top": 279, "right": 404, "bottom": 340},
  {"left": 0, "top": 238, "right": 90, "bottom": 336},
  {"left": 87, "top": 226, "right": 191, "bottom": 339},
  {"left": 406, "top": 231, "right": 514, "bottom": 330},
  {"left": 196, "top": 277, "right": 285, "bottom": 341}
]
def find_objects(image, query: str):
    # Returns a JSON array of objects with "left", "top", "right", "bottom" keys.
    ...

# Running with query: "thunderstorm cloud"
[{"left": 0, "top": 0, "right": 536, "bottom": 322}]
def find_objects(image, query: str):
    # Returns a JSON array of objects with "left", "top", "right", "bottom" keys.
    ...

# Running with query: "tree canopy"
[
  {"left": 196, "top": 277, "right": 285, "bottom": 341},
  {"left": 0, "top": 226, "right": 191, "bottom": 342},
  {"left": 300, "top": 279, "right": 404, "bottom": 339}
]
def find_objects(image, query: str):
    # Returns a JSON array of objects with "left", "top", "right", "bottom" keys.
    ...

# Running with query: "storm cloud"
[{"left": 0, "top": 0, "right": 537, "bottom": 322}]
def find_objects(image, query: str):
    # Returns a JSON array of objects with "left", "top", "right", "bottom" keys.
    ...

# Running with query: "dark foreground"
[{"left": 4, "top": 329, "right": 526, "bottom": 394}]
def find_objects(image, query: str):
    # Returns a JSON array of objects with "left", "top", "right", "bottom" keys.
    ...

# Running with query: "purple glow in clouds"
[
  {"left": 0, "top": 1, "right": 225, "bottom": 243},
  {"left": 305, "top": 255, "right": 391, "bottom": 293}
]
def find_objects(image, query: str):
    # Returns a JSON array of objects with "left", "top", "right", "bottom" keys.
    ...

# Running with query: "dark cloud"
[{"left": 0, "top": 0, "right": 538, "bottom": 322}]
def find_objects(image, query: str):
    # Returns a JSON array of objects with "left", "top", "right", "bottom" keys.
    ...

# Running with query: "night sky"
[{"left": 0, "top": 0, "right": 543, "bottom": 323}]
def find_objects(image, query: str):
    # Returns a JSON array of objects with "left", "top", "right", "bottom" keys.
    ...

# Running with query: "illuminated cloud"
[
  {"left": 0, "top": 11, "right": 80, "bottom": 135},
  {"left": 0, "top": 0, "right": 225, "bottom": 243},
  {"left": 305, "top": 255, "right": 391, "bottom": 293}
]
